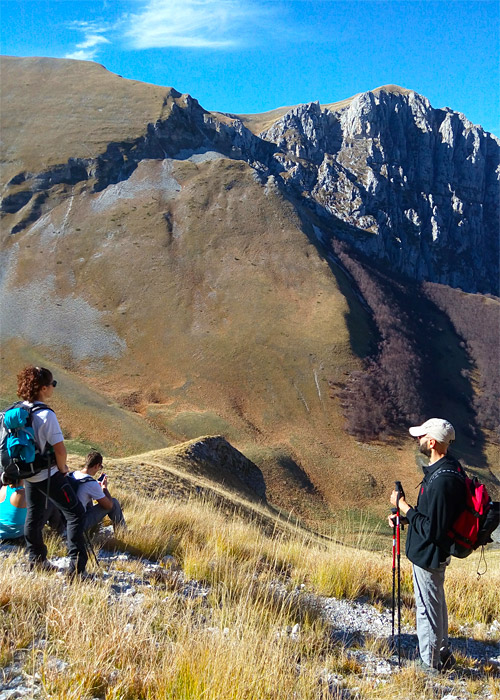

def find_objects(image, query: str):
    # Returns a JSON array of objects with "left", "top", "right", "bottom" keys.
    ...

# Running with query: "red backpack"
[{"left": 430, "top": 466, "right": 499, "bottom": 558}]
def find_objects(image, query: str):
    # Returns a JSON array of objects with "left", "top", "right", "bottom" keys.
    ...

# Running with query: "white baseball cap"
[{"left": 409, "top": 418, "right": 455, "bottom": 444}]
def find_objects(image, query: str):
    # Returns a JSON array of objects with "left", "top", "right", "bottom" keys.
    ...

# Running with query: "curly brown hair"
[{"left": 17, "top": 366, "right": 53, "bottom": 402}]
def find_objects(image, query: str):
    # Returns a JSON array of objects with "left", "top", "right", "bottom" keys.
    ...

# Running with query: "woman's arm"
[{"left": 52, "top": 441, "right": 69, "bottom": 474}]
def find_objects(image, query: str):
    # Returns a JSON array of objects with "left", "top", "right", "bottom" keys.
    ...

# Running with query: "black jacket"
[{"left": 405, "top": 454, "right": 466, "bottom": 570}]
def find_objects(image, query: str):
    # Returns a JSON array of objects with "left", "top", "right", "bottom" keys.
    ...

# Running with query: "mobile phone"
[{"left": 97, "top": 473, "right": 106, "bottom": 482}]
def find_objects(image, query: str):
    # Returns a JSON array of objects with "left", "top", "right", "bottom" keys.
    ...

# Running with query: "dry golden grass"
[{"left": 1, "top": 486, "right": 498, "bottom": 699}]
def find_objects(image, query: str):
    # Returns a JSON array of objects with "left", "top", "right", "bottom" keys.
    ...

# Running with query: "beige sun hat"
[{"left": 409, "top": 418, "right": 455, "bottom": 444}]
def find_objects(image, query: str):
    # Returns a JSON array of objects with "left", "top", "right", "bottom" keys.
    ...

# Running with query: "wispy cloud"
[
  {"left": 124, "top": 0, "right": 269, "bottom": 49},
  {"left": 65, "top": 22, "right": 111, "bottom": 61}
]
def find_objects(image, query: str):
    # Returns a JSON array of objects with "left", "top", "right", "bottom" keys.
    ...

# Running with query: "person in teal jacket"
[
  {"left": 0, "top": 475, "right": 66, "bottom": 542},
  {"left": 0, "top": 476, "right": 27, "bottom": 541}
]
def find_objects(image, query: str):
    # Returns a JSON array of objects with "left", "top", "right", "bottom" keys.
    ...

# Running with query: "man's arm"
[
  {"left": 95, "top": 475, "right": 113, "bottom": 510},
  {"left": 95, "top": 494, "right": 113, "bottom": 511},
  {"left": 390, "top": 490, "right": 411, "bottom": 515}
]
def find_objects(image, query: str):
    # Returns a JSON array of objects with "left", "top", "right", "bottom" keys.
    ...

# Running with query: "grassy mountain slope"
[
  {"left": 0, "top": 341, "right": 169, "bottom": 456},
  {"left": 0, "top": 56, "right": 178, "bottom": 183},
  {"left": 1, "top": 58, "right": 497, "bottom": 527}
]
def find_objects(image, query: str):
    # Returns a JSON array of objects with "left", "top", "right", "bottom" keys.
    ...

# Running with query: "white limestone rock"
[{"left": 260, "top": 87, "right": 500, "bottom": 293}]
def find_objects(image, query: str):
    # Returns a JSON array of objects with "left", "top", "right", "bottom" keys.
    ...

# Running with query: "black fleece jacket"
[{"left": 405, "top": 454, "right": 466, "bottom": 570}]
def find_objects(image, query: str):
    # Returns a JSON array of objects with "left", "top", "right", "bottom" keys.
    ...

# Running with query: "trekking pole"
[
  {"left": 394, "top": 480, "right": 405, "bottom": 668},
  {"left": 391, "top": 512, "right": 396, "bottom": 641},
  {"left": 84, "top": 530, "right": 101, "bottom": 570}
]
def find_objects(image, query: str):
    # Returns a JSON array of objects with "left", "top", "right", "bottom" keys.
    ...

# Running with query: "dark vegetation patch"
[
  {"left": 329, "top": 240, "right": 488, "bottom": 457},
  {"left": 331, "top": 240, "right": 426, "bottom": 440},
  {"left": 423, "top": 283, "right": 500, "bottom": 440}
]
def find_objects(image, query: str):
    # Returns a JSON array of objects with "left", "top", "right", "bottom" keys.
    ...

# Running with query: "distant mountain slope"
[
  {"left": 1, "top": 57, "right": 498, "bottom": 523},
  {"left": 0, "top": 56, "right": 177, "bottom": 182}
]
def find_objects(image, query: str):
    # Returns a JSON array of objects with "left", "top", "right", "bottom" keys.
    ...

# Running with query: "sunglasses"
[{"left": 51, "top": 380, "right": 57, "bottom": 387}]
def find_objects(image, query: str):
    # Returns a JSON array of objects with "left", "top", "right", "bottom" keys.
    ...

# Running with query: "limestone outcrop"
[{"left": 259, "top": 90, "right": 500, "bottom": 294}]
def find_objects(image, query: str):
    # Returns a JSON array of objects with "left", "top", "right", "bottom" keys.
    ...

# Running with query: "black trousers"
[{"left": 24, "top": 471, "right": 87, "bottom": 573}]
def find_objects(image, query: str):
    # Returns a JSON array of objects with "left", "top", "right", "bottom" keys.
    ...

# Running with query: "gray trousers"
[
  {"left": 83, "top": 498, "right": 126, "bottom": 532},
  {"left": 412, "top": 560, "right": 450, "bottom": 669}
]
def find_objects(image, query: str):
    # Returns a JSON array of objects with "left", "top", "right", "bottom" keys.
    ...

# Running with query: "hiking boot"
[
  {"left": 413, "top": 659, "right": 440, "bottom": 676},
  {"left": 440, "top": 651, "right": 457, "bottom": 671},
  {"left": 29, "top": 559, "right": 59, "bottom": 573}
]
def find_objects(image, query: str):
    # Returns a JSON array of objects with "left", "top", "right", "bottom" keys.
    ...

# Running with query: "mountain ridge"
[
  {"left": 2, "top": 56, "right": 498, "bottom": 294},
  {"left": 1, "top": 56, "right": 498, "bottom": 524}
]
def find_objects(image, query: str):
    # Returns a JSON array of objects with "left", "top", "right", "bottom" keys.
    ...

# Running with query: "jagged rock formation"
[
  {"left": 259, "top": 90, "right": 500, "bottom": 294},
  {"left": 1, "top": 63, "right": 498, "bottom": 293}
]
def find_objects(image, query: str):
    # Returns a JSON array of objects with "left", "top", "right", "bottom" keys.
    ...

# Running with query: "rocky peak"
[
  {"left": 259, "top": 89, "right": 500, "bottom": 294},
  {"left": 260, "top": 102, "right": 340, "bottom": 164}
]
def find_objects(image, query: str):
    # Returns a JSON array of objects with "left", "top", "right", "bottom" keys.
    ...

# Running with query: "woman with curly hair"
[{"left": 17, "top": 366, "right": 87, "bottom": 576}]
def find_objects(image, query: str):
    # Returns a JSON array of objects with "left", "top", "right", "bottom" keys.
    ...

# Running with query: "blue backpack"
[{"left": 0, "top": 402, "right": 55, "bottom": 482}]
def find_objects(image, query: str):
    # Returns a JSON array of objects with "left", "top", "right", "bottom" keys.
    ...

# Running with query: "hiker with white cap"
[{"left": 388, "top": 418, "right": 466, "bottom": 674}]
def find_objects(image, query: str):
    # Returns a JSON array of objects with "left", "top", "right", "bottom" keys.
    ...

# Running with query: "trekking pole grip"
[
  {"left": 394, "top": 481, "right": 406, "bottom": 531},
  {"left": 395, "top": 480, "right": 405, "bottom": 500}
]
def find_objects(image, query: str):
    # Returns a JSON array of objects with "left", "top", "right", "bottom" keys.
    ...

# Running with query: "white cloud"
[
  {"left": 125, "top": 0, "right": 266, "bottom": 49},
  {"left": 65, "top": 23, "right": 111, "bottom": 61}
]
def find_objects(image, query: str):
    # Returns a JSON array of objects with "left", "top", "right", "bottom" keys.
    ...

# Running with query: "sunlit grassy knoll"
[{"left": 93, "top": 447, "right": 336, "bottom": 548}]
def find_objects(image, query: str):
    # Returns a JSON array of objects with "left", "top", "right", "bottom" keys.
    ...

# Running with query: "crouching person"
[{"left": 72, "top": 451, "right": 126, "bottom": 534}]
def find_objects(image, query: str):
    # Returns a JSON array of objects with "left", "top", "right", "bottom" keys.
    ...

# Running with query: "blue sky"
[{"left": 1, "top": 0, "right": 498, "bottom": 135}]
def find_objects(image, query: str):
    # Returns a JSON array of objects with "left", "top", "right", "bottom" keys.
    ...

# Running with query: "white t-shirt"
[
  {"left": 24, "top": 401, "right": 64, "bottom": 483},
  {"left": 72, "top": 471, "right": 105, "bottom": 509}
]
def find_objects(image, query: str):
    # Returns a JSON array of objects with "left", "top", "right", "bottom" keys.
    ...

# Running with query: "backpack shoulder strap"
[
  {"left": 428, "top": 464, "right": 466, "bottom": 488},
  {"left": 28, "top": 403, "right": 55, "bottom": 428},
  {"left": 67, "top": 472, "right": 94, "bottom": 484},
  {"left": 30, "top": 402, "right": 54, "bottom": 415}
]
